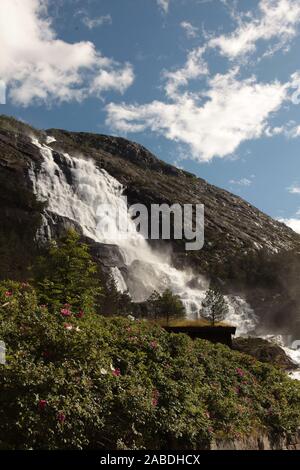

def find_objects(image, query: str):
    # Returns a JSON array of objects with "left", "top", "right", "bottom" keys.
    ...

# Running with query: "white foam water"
[
  {"left": 110, "top": 267, "right": 127, "bottom": 293},
  {"left": 29, "top": 138, "right": 258, "bottom": 334},
  {"left": 260, "top": 335, "right": 300, "bottom": 380},
  {"left": 225, "top": 296, "right": 258, "bottom": 336},
  {"left": 285, "top": 348, "right": 300, "bottom": 380}
]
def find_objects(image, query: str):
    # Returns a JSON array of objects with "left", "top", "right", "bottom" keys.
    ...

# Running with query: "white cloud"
[
  {"left": 157, "top": 0, "right": 170, "bottom": 14},
  {"left": 264, "top": 125, "right": 285, "bottom": 136},
  {"left": 180, "top": 21, "right": 199, "bottom": 39},
  {"left": 279, "top": 218, "right": 300, "bottom": 233},
  {"left": 210, "top": 0, "right": 300, "bottom": 59},
  {"left": 289, "top": 125, "right": 300, "bottom": 137},
  {"left": 106, "top": 0, "right": 300, "bottom": 163},
  {"left": 163, "top": 47, "right": 208, "bottom": 98},
  {"left": 91, "top": 65, "right": 135, "bottom": 95},
  {"left": 265, "top": 119, "right": 300, "bottom": 138},
  {"left": 0, "top": 0, "right": 133, "bottom": 106},
  {"left": 0, "top": 80, "right": 6, "bottom": 104},
  {"left": 287, "top": 184, "right": 300, "bottom": 194},
  {"left": 82, "top": 14, "right": 112, "bottom": 30},
  {"left": 229, "top": 177, "right": 253, "bottom": 187},
  {"left": 104, "top": 0, "right": 300, "bottom": 162},
  {"left": 106, "top": 69, "right": 288, "bottom": 162}
]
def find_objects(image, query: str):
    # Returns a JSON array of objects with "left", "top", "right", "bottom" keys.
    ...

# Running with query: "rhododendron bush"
[{"left": 0, "top": 282, "right": 300, "bottom": 449}]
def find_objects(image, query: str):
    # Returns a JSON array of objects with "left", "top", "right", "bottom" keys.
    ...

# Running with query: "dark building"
[{"left": 163, "top": 325, "right": 236, "bottom": 348}]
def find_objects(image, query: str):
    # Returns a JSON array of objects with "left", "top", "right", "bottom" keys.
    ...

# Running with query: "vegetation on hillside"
[
  {"left": 0, "top": 280, "right": 300, "bottom": 449},
  {"left": 0, "top": 230, "right": 299, "bottom": 449}
]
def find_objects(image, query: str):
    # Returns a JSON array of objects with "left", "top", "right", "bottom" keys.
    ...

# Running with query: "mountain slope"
[
  {"left": 0, "top": 115, "right": 298, "bottom": 269},
  {"left": 0, "top": 114, "right": 300, "bottom": 333},
  {"left": 48, "top": 127, "right": 298, "bottom": 256}
]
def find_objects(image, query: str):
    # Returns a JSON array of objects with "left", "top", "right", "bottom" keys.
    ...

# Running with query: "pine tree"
[
  {"left": 200, "top": 284, "right": 228, "bottom": 326},
  {"left": 33, "top": 229, "right": 102, "bottom": 313},
  {"left": 101, "top": 271, "right": 132, "bottom": 316},
  {"left": 147, "top": 289, "right": 185, "bottom": 322}
]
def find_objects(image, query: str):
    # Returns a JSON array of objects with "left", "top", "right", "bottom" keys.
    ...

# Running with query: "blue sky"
[{"left": 1, "top": 0, "right": 300, "bottom": 231}]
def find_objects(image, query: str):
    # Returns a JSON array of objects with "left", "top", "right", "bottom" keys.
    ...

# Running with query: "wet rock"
[{"left": 232, "top": 337, "right": 297, "bottom": 370}]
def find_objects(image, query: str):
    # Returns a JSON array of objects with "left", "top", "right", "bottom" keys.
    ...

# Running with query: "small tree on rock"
[{"left": 200, "top": 284, "right": 228, "bottom": 326}]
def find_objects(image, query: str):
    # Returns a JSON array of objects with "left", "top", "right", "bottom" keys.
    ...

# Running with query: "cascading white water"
[
  {"left": 261, "top": 334, "right": 300, "bottom": 380},
  {"left": 286, "top": 349, "right": 300, "bottom": 380},
  {"left": 29, "top": 138, "right": 258, "bottom": 335},
  {"left": 225, "top": 296, "right": 258, "bottom": 336}
]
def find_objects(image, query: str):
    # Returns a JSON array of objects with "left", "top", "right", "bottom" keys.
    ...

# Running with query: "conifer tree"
[
  {"left": 33, "top": 229, "right": 101, "bottom": 313},
  {"left": 200, "top": 284, "right": 228, "bottom": 326},
  {"left": 147, "top": 289, "right": 185, "bottom": 322}
]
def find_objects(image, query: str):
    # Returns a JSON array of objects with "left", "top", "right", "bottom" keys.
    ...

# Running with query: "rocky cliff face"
[
  {"left": 0, "top": 115, "right": 300, "bottom": 331},
  {"left": 47, "top": 127, "right": 299, "bottom": 267}
]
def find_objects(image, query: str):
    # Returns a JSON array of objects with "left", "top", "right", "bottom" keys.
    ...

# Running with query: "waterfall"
[
  {"left": 261, "top": 334, "right": 300, "bottom": 380},
  {"left": 225, "top": 296, "right": 258, "bottom": 336},
  {"left": 29, "top": 138, "right": 257, "bottom": 334}
]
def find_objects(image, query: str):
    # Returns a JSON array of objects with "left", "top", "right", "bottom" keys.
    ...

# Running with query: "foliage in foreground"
[{"left": 0, "top": 282, "right": 300, "bottom": 450}]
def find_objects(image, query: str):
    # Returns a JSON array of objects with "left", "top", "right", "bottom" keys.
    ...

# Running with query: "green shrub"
[
  {"left": 0, "top": 282, "right": 300, "bottom": 449},
  {"left": 33, "top": 230, "right": 102, "bottom": 314},
  {"left": 146, "top": 289, "right": 185, "bottom": 321}
]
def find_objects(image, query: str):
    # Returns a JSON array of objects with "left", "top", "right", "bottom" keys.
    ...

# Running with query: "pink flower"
[
  {"left": 152, "top": 389, "right": 159, "bottom": 407},
  {"left": 57, "top": 412, "right": 66, "bottom": 423},
  {"left": 150, "top": 341, "right": 158, "bottom": 349},
  {"left": 112, "top": 368, "right": 121, "bottom": 377},
  {"left": 38, "top": 399, "right": 47, "bottom": 411},
  {"left": 76, "top": 310, "right": 84, "bottom": 318},
  {"left": 236, "top": 368, "right": 245, "bottom": 377},
  {"left": 21, "top": 282, "right": 29, "bottom": 289},
  {"left": 61, "top": 308, "right": 71, "bottom": 317},
  {"left": 4, "top": 291, "right": 12, "bottom": 297},
  {"left": 63, "top": 323, "right": 73, "bottom": 330}
]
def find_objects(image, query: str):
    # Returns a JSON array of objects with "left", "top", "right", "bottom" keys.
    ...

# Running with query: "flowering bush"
[{"left": 0, "top": 282, "right": 300, "bottom": 449}]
